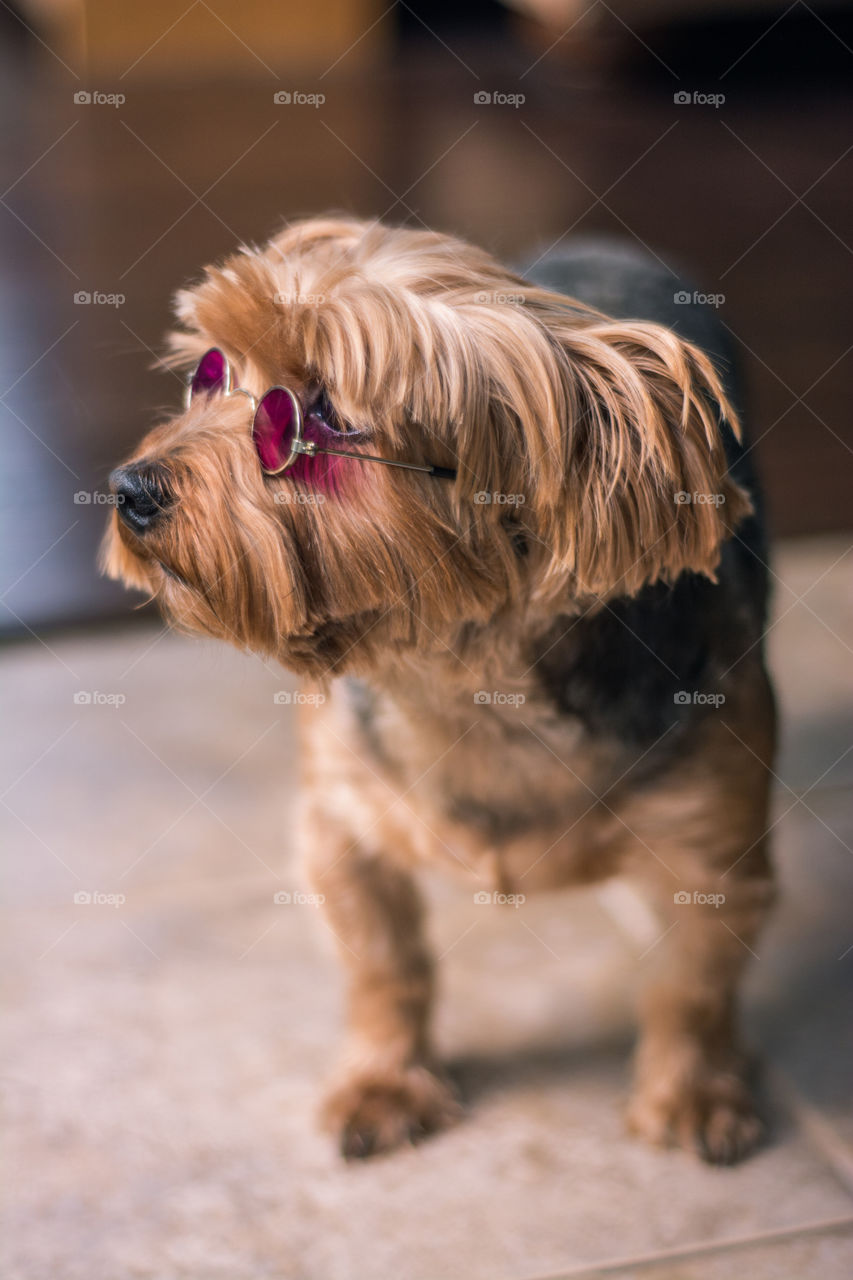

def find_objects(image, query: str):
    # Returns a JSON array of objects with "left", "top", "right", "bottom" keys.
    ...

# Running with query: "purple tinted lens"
[
  {"left": 190, "top": 348, "right": 228, "bottom": 401},
  {"left": 252, "top": 388, "right": 299, "bottom": 473}
]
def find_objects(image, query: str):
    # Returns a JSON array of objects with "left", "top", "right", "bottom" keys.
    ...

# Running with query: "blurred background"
[
  {"left": 1, "top": 0, "right": 852, "bottom": 633},
  {"left": 3, "top": 6, "right": 853, "bottom": 1279}
]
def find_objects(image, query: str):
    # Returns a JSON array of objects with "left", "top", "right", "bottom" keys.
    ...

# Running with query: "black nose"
[{"left": 110, "top": 465, "right": 169, "bottom": 533}]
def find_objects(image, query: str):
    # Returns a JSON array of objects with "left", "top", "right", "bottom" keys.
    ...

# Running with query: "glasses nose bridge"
[
  {"left": 184, "top": 376, "right": 258, "bottom": 417},
  {"left": 229, "top": 386, "right": 259, "bottom": 413}
]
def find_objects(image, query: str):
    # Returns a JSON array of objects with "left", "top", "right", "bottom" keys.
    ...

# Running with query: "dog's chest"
[
  {"left": 315, "top": 681, "right": 634, "bottom": 891},
  {"left": 414, "top": 715, "right": 629, "bottom": 888}
]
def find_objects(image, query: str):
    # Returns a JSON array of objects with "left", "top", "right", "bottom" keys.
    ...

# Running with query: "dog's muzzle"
[{"left": 110, "top": 464, "right": 170, "bottom": 534}]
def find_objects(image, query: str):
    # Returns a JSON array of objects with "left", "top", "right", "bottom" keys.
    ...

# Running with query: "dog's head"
[{"left": 102, "top": 217, "right": 751, "bottom": 678}]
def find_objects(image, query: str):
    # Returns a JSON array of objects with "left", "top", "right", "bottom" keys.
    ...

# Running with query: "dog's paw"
[
  {"left": 627, "top": 1061, "right": 765, "bottom": 1165},
  {"left": 321, "top": 1064, "right": 461, "bottom": 1160}
]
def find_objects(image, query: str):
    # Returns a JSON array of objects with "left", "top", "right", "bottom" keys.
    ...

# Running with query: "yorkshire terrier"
[{"left": 103, "top": 217, "right": 776, "bottom": 1165}]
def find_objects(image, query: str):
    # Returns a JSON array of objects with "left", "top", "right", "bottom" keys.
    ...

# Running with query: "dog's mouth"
[{"left": 105, "top": 507, "right": 188, "bottom": 597}]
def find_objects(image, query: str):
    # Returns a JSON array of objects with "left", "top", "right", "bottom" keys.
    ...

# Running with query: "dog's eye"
[
  {"left": 308, "top": 390, "right": 353, "bottom": 435},
  {"left": 314, "top": 391, "right": 336, "bottom": 423}
]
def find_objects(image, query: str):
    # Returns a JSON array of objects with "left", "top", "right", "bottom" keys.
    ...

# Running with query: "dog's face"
[{"left": 102, "top": 217, "right": 750, "bottom": 678}]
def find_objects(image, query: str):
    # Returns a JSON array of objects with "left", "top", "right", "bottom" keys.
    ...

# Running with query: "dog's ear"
[{"left": 521, "top": 312, "right": 753, "bottom": 604}]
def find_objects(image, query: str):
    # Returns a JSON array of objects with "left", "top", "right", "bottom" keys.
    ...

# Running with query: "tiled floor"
[{"left": 2, "top": 536, "right": 852, "bottom": 1279}]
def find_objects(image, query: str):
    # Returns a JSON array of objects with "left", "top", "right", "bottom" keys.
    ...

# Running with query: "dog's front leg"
[
  {"left": 627, "top": 848, "right": 775, "bottom": 1165},
  {"left": 306, "top": 825, "right": 460, "bottom": 1158}
]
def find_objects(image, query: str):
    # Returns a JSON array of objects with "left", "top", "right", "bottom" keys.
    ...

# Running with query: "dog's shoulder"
[{"left": 531, "top": 551, "right": 767, "bottom": 747}]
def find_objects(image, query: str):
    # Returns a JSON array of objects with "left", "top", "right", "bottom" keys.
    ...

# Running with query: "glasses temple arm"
[{"left": 298, "top": 440, "right": 456, "bottom": 480}]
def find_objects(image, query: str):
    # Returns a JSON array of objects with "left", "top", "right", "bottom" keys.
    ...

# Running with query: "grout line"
[{"left": 525, "top": 1213, "right": 853, "bottom": 1279}]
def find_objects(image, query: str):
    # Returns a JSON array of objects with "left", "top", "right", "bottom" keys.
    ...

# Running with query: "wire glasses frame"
[{"left": 184, "top": 347, "right": 457, "bottom": 481}]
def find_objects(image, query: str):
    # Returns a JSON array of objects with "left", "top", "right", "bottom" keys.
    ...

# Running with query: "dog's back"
[{"left": 522, "top": 240, "right": 771, "bottom": 745}]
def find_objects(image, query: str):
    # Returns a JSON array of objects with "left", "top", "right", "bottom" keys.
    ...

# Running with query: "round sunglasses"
[{"left": 184, "top": 347, "right": 457, "bottom": 481}]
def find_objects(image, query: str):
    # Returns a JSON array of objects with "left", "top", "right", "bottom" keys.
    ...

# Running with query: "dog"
[{"left": 103, "top": 216, "right": 776, "bottom": 1166}]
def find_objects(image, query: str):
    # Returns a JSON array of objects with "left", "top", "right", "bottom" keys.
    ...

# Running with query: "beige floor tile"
[
  {"left": 4, "top": 877, "right": 853, "bottom": 1280},
  {"left": 1, "top": 627, "right": 302, "bottom": 907},
  {"left": 766, "top": 536, "right": 853, "bottom": 791},
  {"left": 748, "top": 788, "right": 853, "bottom": 1175},
  {"left": 543, "top": 1219, "right": 853, "bottom": 1280}
]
